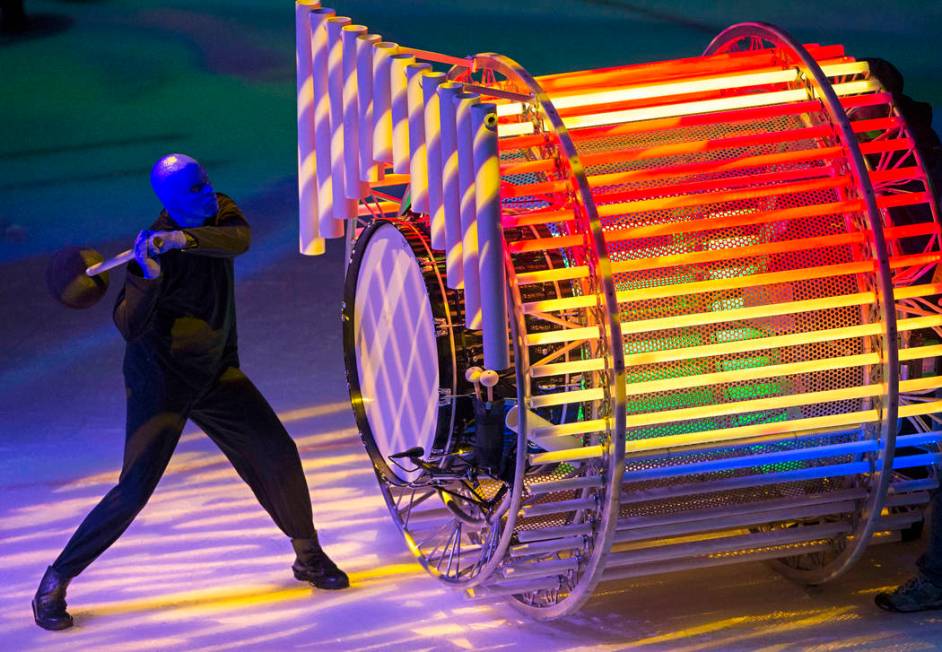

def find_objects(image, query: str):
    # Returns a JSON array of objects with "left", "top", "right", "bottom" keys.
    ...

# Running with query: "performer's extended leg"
[
  {"left": 34, "top": 382, "right": 188, "bottom": 630},
  {"left": 189, "top": 367, "right": 315, "bottom": 538},
  {"left": 188, "top": 367, "right": 348, "bottom": 589},
  {"left": 53, "top": 393, "right": 188, "bottom": 577}
]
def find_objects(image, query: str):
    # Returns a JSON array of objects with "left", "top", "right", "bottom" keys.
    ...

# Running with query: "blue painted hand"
[{"left": 133, "top": 230, "right": 161, "bottom": 279}]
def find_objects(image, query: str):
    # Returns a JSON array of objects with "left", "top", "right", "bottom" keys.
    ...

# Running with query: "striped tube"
[
  {"left": 389, "top": 53, "right": 415, "bottom": 175},
  {"left": 437, "top": 81, "right": 464, "bottom": 288},
  {"left": 326, "top": 17, "right": 355, "bottom": 221},
  {"left": 310, "top": 7, "right": 343, "bottom": 239},
  {"left": 455, "top": 91, "right": 482, "bottom": 328},
  {"left": 341, "top": 24, "right": 368, "bottom": 200},
  {"left": 371, "top": 42, "right": 398, "bottom": 165},
  {"left": 471, "top": 102, "right": 509, "bottom": 369},
  {"left": 406, "top": 62, "right": 433, "bottom": 214},
  {"left": 422, "top": 72, "right": 448, "bottom": 249},
  {"left": 356, "top": 32, "right": 383, "bottom": 183},
  {"left": 295, "top": 1, "right": 324, "bottom": 255}
]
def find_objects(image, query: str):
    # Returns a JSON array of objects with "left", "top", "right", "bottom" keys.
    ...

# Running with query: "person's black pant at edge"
[{"left": 916, "top": 489, "right": 942, "bottom": 587}]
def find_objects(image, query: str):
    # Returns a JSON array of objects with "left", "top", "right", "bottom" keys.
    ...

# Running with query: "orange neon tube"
[
  {"left": 524, "top": 283, "right": 942, "bottom": 346},
  {"left": 598, "top": 176, "right": 847, "bottom": 218},
  {"left": 549, "top": 62, "right": 863, "bottom": 120},
  {"left": 510, "top": 222, "right": 936, "bottom": 272},
  {"left": 597, "top": 165, "right": 843, "bottom": 207},
  {"left": 500, "top": 124, "right": 834, "bottom": 177},
  {"left": 507, "top": 178, "right": 855, "bottom": 255},
  {"left": 535, "top": 44, "right": 846, "bottom": 92},
  {"left": 498, "top": 80, "right": 879, "bottom": 137},
  {"left": 590, "top": 198, "right": 862, "bottom": 241},
  {"left": 605, "top": 222, "right": 938, "bottom": 273},
  {"left": 502, "top": 186, "right": 928, "bottom": 234},
  {"left": 499, "top": 100, "right": 824, "bottom": 151},
  {"left": 499, "top": 62, "right": 868, "bottom": 120},
  {"left": 504, "top": 137, "right": 915, "bottom": 199}
]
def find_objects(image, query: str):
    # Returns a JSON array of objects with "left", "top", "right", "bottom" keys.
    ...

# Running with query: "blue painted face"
[{"left": 150, "top": 154, "right": 219, "bottom": 227}]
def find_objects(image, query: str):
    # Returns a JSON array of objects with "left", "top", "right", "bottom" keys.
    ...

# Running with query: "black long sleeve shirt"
[{"left": 114, "top": 193, "right": 250, "bottom": 393}]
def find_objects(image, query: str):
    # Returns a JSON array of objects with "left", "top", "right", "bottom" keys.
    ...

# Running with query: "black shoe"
[
  {"left": 32, "top": 566, "right": 74, "bottom": 630},
  {"left": 875, "top": 575, "right": 942, "bottom": 613},
  {"left": 291, "top": 536, "right": 350, "bottom": 590}
]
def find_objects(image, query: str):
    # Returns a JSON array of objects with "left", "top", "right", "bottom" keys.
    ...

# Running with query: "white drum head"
[{"left": 354, "top": 223, "right": 440, "bottom": 483}]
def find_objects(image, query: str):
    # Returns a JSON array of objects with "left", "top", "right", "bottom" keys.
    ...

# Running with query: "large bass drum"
[
  {"left": 344, "top": 218, "right": 463, "bottom": 483},
  {"left": 343, "top": 217, "right": 511, "bottom": 585}
]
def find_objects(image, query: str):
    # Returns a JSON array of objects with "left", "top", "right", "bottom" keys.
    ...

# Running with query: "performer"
[
  {"left": 869, "top": 59, "right": 942, "bottom": 613},
  {"left": 32, "top": 154, "right": 348, "bottom": 631}
]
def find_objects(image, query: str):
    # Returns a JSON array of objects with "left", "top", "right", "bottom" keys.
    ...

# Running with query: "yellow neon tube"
[
  {"left": 621, "top": 315, "right": 942, "bottom": 366},
  {"left": 533, "top": 365, "right": 942, "bottom": 415},
  {"left": 496, "top": 62, "right": 869, "bottom": 118},
  {"left": 623, "top": 409, "right": 879, "bottom": 454},
  {"left": 529, "top": 444, "right": 606, "bottom": 465},
  {"left": 519, "top": 253, "right": 942, "bottom": 311},
  {"left": 527, "top": 313, "right": 942, "bottom": 353},
  {"left": 622, "top": 397, "right": 942, "bottom": 456},
  {"left": 529, "top": 334, "right": 942, "bottom": 386},
  {"left": 497, "top": 79, "right": 880, "bottom": 137},
  {"left": 900, "top": 400, "right": 942, "bottom": 418},
  {"left": 530, "top": 357, "right": 607, "bottom": 378},
  {"left": 626, "top": 375, "right": 942, "bottom": 430}
]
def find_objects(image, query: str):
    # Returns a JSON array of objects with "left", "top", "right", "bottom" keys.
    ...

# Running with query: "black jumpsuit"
[{"left": 52, "top": 193, "right": 316, "bottom": 578}]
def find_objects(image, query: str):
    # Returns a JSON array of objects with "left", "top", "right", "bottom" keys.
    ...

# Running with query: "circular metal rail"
[
  {"left": 457, "top": 52, "right": 627, "bottom": 618},
  {"left": 705, "top": 22, "right": 899, "bottom": 584}
]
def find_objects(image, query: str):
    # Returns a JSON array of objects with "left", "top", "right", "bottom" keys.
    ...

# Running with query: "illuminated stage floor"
[{"left": 2, "top": 1, "right": 942, "bottom": 649}]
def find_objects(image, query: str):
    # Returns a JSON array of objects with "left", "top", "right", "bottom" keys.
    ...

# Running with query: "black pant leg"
[
  {"left": 189, "top": 367, "right": 316, "bottom": 540},
  {"left": 52, "top": 377, "right": 188, "bottom": 578},
  {"left": 917, "top": 487, "right": 942, "bottom": 585}
]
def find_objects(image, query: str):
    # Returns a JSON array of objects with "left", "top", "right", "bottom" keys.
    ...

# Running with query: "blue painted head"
[{"left": 150, "top": 153, "right": 219, "bottom": 227}]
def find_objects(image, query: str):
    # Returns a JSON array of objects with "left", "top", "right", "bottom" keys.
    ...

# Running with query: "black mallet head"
[{"left": 46, "top": 246, "right": 110, "bottom": 309}]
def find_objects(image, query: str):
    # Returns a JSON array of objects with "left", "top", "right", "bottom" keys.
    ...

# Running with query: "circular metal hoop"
[
  {"left": 460, "top": 53, "right": 627, "bottom": 619},
  {"left": 705, "top": 22, "right": 900, "bottom": 584}
]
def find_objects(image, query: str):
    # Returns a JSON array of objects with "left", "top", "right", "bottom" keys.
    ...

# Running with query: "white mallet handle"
[{"left": 85, "top": 236, "right": 164, "bottom": 277}]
